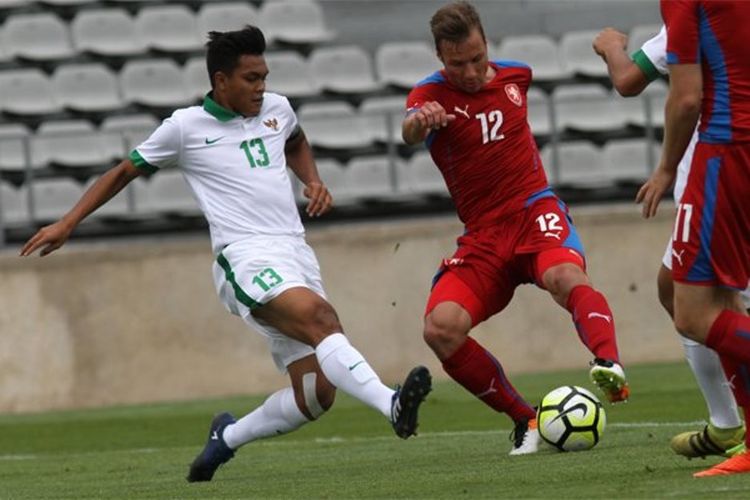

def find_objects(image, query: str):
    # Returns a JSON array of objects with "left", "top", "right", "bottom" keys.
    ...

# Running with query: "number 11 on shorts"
[{"left": 673, "top": 203, "right": 693, "bottom": 243}]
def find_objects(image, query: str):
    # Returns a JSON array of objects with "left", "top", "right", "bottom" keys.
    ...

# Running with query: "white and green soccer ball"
[{"left": 537, "top": 385, "right": 606, "bottom": 452}]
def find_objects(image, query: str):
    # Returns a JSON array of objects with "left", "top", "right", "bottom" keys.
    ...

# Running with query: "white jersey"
[
  {"left": 633, "top": 25, "right": 697, "bottom": 204},
  {"left": 130, "top": 92, "right": 305, "bottom": 253}
]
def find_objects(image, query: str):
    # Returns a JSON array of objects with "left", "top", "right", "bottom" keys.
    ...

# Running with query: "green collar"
[{"left": 203, "top": 93, "right": 240, "bottom": 122}]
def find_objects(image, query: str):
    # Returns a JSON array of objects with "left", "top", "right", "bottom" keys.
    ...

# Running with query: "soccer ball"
[{"left": 537, "top": 385, "right": 606, "bottom": 452}]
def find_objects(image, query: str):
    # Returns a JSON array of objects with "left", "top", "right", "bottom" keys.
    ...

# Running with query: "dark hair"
[
  {"left": 206, "top": 25, "right": 266, "bottom": 88},
  {"left": 430, "top": 1, "right": 485, "bottom": 50}
]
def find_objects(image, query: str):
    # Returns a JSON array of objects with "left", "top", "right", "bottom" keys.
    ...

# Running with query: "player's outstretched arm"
[
  {"left": 285, "top": 127, "right": 332, "bottom": 218},
  {"left": 593, "top": 28, "right": 649, "bottom": 97},
  {"left": 20, "top": 159, "right": 142, "bottom": 257},
  {"left": 401, "top": 101, "right": 456, "bottom": 145}
]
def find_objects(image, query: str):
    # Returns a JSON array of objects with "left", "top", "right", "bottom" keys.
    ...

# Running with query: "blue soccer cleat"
[{"left": 187, "top": 412, "right": 236, "bottom": 482}]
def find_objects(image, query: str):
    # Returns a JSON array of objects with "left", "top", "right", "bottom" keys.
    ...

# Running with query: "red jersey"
[
  {"left": 406, "top": 61, "right": 549, "bottom": 229},
  {"left": 662, "top": 0, "right": 750, "bottom": 144}
]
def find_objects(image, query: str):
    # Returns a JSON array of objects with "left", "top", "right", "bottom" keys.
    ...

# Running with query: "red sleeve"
[
  {"left": 661, "top": 0, "right": 700, "bottom": 64},
  {"left": 406, "top": 84, "right": 436, "bottom": 114}
]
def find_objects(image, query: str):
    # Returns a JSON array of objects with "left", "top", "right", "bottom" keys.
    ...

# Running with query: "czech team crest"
[{"left": 505, "top": 83, "right": 523, "bottom": 107}]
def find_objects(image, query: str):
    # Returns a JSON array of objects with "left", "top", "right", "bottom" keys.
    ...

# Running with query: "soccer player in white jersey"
[
  {"left": 594, "top": 25, "right": 748, "bottom": 458},
  {"left": 20, "top": 26, "right": 432, "bottom": 482}
]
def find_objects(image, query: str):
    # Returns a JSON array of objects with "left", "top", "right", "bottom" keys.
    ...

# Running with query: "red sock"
[
  {"left": 442, "top": 337, "right": 536, "bottom": 422},
  {"left": 566, "top": 285, "right": 620, "bottom": 363},
  {"left": 706, "top": 310, "right": 750, "bottom": 364}
]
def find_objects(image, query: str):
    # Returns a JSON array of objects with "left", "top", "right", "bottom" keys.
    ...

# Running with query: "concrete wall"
[{"left": 0, "top": 203, "right": 680, "bottom": 413}]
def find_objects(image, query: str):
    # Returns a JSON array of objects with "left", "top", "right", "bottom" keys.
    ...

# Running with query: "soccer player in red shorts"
[
  {"left": 637, "top": 0, "right": 750, "bottom": 477},
  {"left": 401, "top": 1, "right": 628, "bottom": 455}
]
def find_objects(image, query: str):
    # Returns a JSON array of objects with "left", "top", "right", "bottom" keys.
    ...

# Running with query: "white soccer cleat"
[
  {"left": 589, "top": 358, "right": 630, "bottom": 403},
  {"left": 509, "top": 418, "right": 540, "bottom": 455}
]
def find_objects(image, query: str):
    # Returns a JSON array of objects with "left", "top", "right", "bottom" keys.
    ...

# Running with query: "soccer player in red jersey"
[
  {"left": 402, "top": 1, "right": 628, "bottom": 455},
  {"left": 637, "top": 0, "right": 750, "bottom": 476}
]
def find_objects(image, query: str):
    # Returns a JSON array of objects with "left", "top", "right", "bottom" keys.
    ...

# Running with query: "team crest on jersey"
[
  {"left": 263, "top": 118, "right": 279, "bottom": 131},
  {"left": 504, "top": 84, "right": 523, "bottom": 107}
]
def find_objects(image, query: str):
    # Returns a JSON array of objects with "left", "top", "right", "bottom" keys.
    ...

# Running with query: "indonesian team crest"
[{"left": 504, "top": 84, "right": 523, "bottom": 107}]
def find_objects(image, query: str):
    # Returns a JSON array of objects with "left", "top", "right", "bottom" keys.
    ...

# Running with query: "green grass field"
[{"left": 2, "top": 362, "right": 750, "bottom": 499}]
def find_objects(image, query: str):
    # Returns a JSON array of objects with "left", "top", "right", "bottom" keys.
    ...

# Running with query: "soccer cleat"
[
  {"left": 509, "top": 417, "right": 540, "bottom": 455},
  {"left": 187, "top": 412, "right": 236, "bottom": 483},
  {"left": 670, "top": 423, "right": 745, "bottom": 459},
  {"left": 391, "top": 365, "right": 432, "bottom": 439},
  {"left": 589, "top": 358, "right": 629, "bottom": 403},
  {"left": 726, "top": 442, "right": 747, "bottom": 457},
  {"left": 693, "top": 450, "right": 750, "bottom": 477}
]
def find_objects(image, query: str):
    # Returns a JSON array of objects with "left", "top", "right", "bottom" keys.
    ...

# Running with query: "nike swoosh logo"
[
  {"left": 550, "top": 402, "right": 589, "bottom": 425},
  {"left": 205, "top": 136, "right": 224, "bottom": 144},
  {"left": 348, "top": 360, "right": 365, "bottom": 371}
]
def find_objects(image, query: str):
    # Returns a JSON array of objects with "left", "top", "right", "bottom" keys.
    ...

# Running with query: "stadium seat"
[
  {"left": 621, "top": 80, "right": 667, "bottom": 128},
  {"left": 32, "top": 120, "right": 114, "bottom": 169},
  {"left": 2, "top": 13, "right": 75, "bottom": 62},
  {"left": 495, "top": 35, "right": 571, "bottom": 82},
  {"left": 297, "top": 101, "right": 372, "bottom": 150},
  {"left": 184, "top": 56, "right": 210, "bottom": 102},
  {"left": 0, "top": 123, "right": 32, "bottom": 172},
  {"left": 52, "top": 64, "right": 124, "bottom": 114},
  {"left": 30, "top": 177, "right": 85, "bottom": 222},
  {"left": 559, "top": 29, "right": 609, "bottom": 78},
  {"left": 258, "top": 0, "right": 335, "bottom": 45},
  {"left": 527, "top": 87, "right": 552, "bottom": 137},
  {"left": 264, "top": 51, "right": 319, "bottom": 98},
  {"left": 135, "top": 5, "right": 203, "bottom": 53},
  {"left": 541, "top": 141, "right": 610, "bottom": 188},
  {"left": 0, "top": 0, "right": 33, "bottom": 8},
  {"left": 359, "top": 95, "right": 407, "bottom": 145},
  {"left": 375, "top": 41, "right": 441, "bottom": 89},
  {"left": 39, "top": 0, "right": 97, "bottom": 6},
  {"left": 552, "top": 84, "right": 628, "bottom": 133},
  {"left": 83, "top": 176, "right": 131, "bottom": 218},
  {"left": 603, "top": 138, "right": 658, "bottom": 184},
  {"left": 628, "top": 24, "right": 662, "bottom": 54},
  {"left": 344, "top": 155, "right": 399, "bottom": 201},
  {"left": 309, "top": 45, "right": 383, "bottom": 94},
  {"left": 71, "top": 8, "right": 146, "bottom": 58},
  {"left": 398, "top": 151, "right": 447, "bottom": 197},
  {"left": 120, "top": 59, "right": 193, "bottom": 109},
  {"left": 0, "top": 69, "right": 63, "bottom": 116},
  {"left": 0, "top": 181, "right": 29, "bottom": 226},
  {"left": 196, "top": 2, "right": 260, "bottom": 42},
  {"left": 312, "top": 158, "right": 352, "bottom": 205},
  {"left": 133, "top": 169, "right": 201, "bottom": 216},
  {"left": 101, "top": 114, "right": 159, "bottom": 158}
]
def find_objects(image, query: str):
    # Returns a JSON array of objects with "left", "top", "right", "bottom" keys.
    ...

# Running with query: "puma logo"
[
  {"left": 453, "top": 105, "right": 470, "bottom": 119},
  {"left": 544, "top": 231, "right": 561, "bottom": 240},
  {"left": 588, "top": 312, "right": 612, "bottom": 323},
  {"left": 476, "top": 378, "right": 498, "bottom": 398},
  {"left": 672, "top": 248, "right": 686, "bottom": 267}
]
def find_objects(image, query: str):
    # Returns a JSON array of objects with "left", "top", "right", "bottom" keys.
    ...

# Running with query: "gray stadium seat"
[
  {"left": 496, "top": 34, "right": 571, "bottom": 81},
  {"left": 344, "top": 155, "right": 399, "bottom": 201},
  {"left": 541, "top": 141, "right": 610, "bottom": 188},
  {"left": 309, "top": 45, "right": 382, "bottom": 94},
  {"left": 297, "top": 101, "right": 372, "bottom": 150},
  {"left": 553, "top": 84, "right": 628, "bottom": 133},
  {"left": 31, "top": 178, "right": 85, "bottom": 222},
  {"left": 560, "top": 29, "right": 609, "bottom": 78},
  {"left": 2, "top": 13, "right": 75, "bottom": 61},
  {"left": 527, "top": 87, "right": 552, "bottom": 137},
  {"left": 603, "top": 138, "right": 659, "bottom": 184},
  {"left": 0, "top": 69, "right": 63, "bottom": 116},
  {"left": 32, "top": 120, "right": 114, "bottom": 169},
  {"left": 622, "top": 80, "right": 667, "bottom": 128},
  {"left": 71, "top": 8, "right": 146, "bottom": 58},
  {"left": 53, "top": 64, "right": 124, "bottom": 114},
  {"left": 359, "top": 95, "right": 407, "bottom": 145},
  {"left": 0, "top": 0, "right": 33, "bottom": 8},
  {"left": 101, "top": 114, "right": 159, "bottom": 158},
  {"left": 628, "top": 24, "right": 661, "bottom": 54},
  {"left": 376, "top": 41, "right": 441, "bottom": 89},
  {"left": 196, "top": 2, "right": 259, "bottom": 41},
  {"left": 265, "top": 51, "right": 319, "bottom": 98},
  {"left": 135, "top": 5, "right": 203, "bottom": 53},
  {"left": 399, "top": 151, "right": 448, "bottom": 197},
  {"left": 40, "top": 0, "right": 96, "bottom": 5},
  {"left": 259, "top": 0, "right": 335, "bottom": 45},
  {"left": 314, "top": 158, "right": 353, "bottom": 205},
  {"left": 84, "top": 176, "right": 131, "bottom": 218},
  {"left": 0, "top": 123, "right": 32, "bottom": 172},
  {"left": 133, "top": 169, "right": 201, "bottom": 216},
  {"left": 120, "top": 59, "right": 193, "bottom": 108},
  {"left": 0, "top": 181, "right": 29, "bottom": 226},
  {"left": 184, "top": 56, "right": 210, "bottom": 102}
]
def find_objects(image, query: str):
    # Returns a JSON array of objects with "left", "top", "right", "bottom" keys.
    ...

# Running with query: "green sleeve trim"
[
  {"left": 129, "top": 150, "right": 159, "bottom": 174},
  {"left": 217, "top": 253, "right": 262, "bottom": 310},
  {"left": 631, "top": 49, "right": 661, "bottom": 83}
]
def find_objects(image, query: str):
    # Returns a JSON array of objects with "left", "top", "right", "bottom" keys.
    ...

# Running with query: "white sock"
[
  {"left": 315, "top": 333, "right": 395, "bottom": 419},
  {"left": 222, "top": 387, "right": 310, "bottom": 449},
  {"left": 682, "top": 336, "right": 743, "bottom": 429}
]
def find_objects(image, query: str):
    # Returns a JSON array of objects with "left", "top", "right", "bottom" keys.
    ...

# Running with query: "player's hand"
[
  {"left": 635, "top": 165, "right": 675, "bottom": 219},
  {"left": 593, "top": 27, "right": 628, "bottom": 58},
  {"left": 20, "top": 220, "right": 75, "bottom": 257},
  {"left": 303, "top": 181, "right": 332, "bottom": 217},
  {"left": 411, "top": 101, "right": 456, "bottom": 132}
]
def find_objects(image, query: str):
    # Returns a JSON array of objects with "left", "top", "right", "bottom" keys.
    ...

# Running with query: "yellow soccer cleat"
[{"left": 670, "top": 423, "right": 745, "bottom": 459}]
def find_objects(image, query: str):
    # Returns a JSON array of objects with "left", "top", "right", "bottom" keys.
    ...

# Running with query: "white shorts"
[{"left": 213, "top": 235, "right": 325, "bottom": 371}]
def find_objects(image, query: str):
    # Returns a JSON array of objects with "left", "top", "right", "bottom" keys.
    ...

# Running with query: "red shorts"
[
  {"left": 425, "top": 195, "right": 586, "bottom": 325},
  {"left": 672, "top": 142, "right": 750, "bottom": 290}
]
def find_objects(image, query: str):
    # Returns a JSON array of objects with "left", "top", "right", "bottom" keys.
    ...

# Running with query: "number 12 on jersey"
[{"left": 476, "top": 110, "right": 504, "bottom": 144}]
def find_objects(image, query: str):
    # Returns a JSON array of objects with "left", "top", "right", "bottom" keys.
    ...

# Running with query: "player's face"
[
  {"left": 437, "top": 28, "right": 490, "bottom": 94},
  {"left": 220, "top": 54, "right": 268, "bottom": 117}
]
